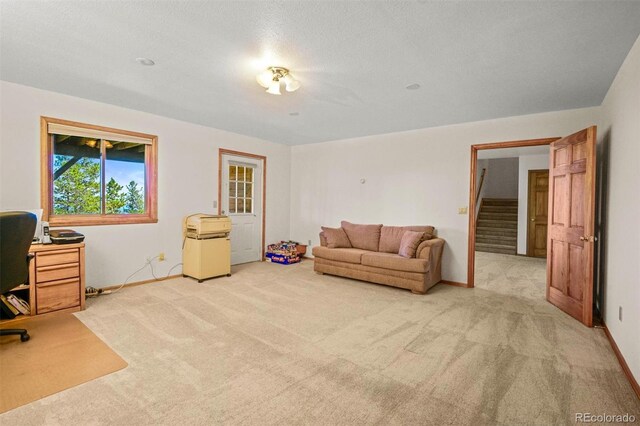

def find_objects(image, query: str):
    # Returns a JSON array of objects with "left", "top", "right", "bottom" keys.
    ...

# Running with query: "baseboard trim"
[
  {"left": 101, "top": 274, "right": 183, "bottom": 291},
  {"left": 603, "top": 323, "right": 640, "bottom": 401},
  {"left": 440, "top": 280, "right": 470, "bottom": 288}
]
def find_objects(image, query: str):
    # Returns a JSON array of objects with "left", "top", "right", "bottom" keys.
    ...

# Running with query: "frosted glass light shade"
[
  {"left": 256, "top": 70, "right": 273, "bottom": 88},
  {"left": 266, "top": 80, "right": 281, "bottom": 95},
  {"left": 285, "top": 79, "right": 300, "bottom": 92}
]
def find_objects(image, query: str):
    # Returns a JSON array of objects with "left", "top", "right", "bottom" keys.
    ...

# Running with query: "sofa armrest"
[{"left": 417, "top": 238, "right": 444, "bottom": 262}]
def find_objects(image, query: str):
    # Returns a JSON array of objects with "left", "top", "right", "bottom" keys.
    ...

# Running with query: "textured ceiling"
[{"left": 2, "top": 1, "right": 639, "bottom": 145}]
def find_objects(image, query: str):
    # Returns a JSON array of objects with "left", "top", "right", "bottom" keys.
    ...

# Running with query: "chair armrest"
[{"left": 417, "top": 238, "right": 445, "bottom": 262}]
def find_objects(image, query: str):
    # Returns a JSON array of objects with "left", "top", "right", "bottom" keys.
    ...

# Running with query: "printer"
[{"left": 182, "top": 214, "right": 232, "bottom": 282}]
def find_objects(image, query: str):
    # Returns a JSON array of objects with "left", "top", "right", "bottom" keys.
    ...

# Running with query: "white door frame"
[{"left": 218, "top": 148, "right": 266, "bottom": 261}]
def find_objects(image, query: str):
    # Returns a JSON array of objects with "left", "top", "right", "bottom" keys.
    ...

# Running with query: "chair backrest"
[{"left": 0, "top": 211, "right": 37, "bottom": 292}]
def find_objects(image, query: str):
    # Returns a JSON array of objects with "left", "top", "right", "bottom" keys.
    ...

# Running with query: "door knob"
[
  {"left": 530, "top": 218, "right": 535, "bottom": 222},
  {"left": 580, "top": 236, "right": 586, "bottom": 241}
]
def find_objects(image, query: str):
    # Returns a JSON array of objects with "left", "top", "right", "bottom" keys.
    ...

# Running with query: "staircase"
[{"left": 476, "top": 198, "right": 518, "bottom": 255}]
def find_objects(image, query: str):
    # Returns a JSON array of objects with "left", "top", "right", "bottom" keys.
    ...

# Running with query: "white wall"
[
  {"left": 599, "top": 36, "right": 640, "bottom": 382},
  {"left": 290, "top": 107, "right": 600, "bottom": 283},
  {"left": 0, "top": 81, "right": 291, "bottom": 288},
  {"left": 482, "top": 158, "right": 519, "bottom": 199},
  {"left": 516, "top": 154, "right": 549, "bottom": 255}
]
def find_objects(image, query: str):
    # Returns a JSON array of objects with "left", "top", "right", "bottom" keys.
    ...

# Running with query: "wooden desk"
[
  {"left": 29, "top": 242, "right": 86, "bottom": 315},
  {"left": 2, "top": 243, "right": 86, "bottom": 324}
]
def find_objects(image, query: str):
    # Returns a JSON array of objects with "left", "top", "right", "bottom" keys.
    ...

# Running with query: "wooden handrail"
[{"left": 475, "top": 168, "right": 486, "bottom": 204}]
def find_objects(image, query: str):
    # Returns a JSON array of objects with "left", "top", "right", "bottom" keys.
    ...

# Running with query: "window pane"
[
  {"left": 228, "top": 198, "right": 236, "bottom": 214},
  {"left": 52, "top": 135, "right": 101, "bottom": 214},
  {"left": 229, "top": 181, "right": 236, "bottom": 197},
  {"left": 237, "top": 182, "right": 245, "bottom": 198},
  {"left": 229, "top": 165, "right": 237, "bottom": 181},
  {"left": 105, "top": 140, "right": 146, "bottom": 214},
  {"left": 239, "top": 166, "right": 246, "bottom": 182},
  {"left": 237, "top": 198, "right": 245, "bottom": 213},
  {"left": 246, "top": 167, "right": 253, "bottom": 182},
  {"left": 245, "top": 183, "right": 253, "bottom": 198},
  {"left": 245, "top": 198, "right": 252, "bottom": 214}
]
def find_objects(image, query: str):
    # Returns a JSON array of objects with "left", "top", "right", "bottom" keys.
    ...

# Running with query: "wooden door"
[
  {"left": 527, "top": 170, "right": 549, "bottom": 258},
  {"left": 547, "top": 126, "right": 596, "bottom": 326}
]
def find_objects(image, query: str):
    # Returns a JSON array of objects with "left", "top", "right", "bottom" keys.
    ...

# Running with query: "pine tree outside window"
[{"left": 41, "top": 117, "right": 158, "bottom": 226}]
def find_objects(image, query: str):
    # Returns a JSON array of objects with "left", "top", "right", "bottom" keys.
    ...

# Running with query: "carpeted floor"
[
  {"left": 474, "top": 251, "right": 547, "bottom": 301},
  {"left": 0, "top": 260, "right": 637, "bottom": 425}
]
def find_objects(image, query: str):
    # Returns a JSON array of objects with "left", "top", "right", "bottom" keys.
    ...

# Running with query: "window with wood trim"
[{"left": 41, "top": 117, "right": 158, "bottom": 226}]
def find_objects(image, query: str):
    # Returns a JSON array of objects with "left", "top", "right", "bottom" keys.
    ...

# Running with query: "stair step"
[
  {"left": 481, "top": 205, "right": 519, "bottom": 213},
  {"left": 476, "top": 227, "right": 517, "bottom": 237},
  {"left": 477, "top": 219, "right": 517, "bottom": 229},
  {"left": 482, "top": 198, "right": 518, "bottom": 206},
  {"left": 475, "top": 242, "right": 517, "bottom": 255},
  {"left": 476, "top": 235, "right": 517, "bottom": 244},
  {"left": 478, "top": 212, "right": 518, "bottom": 221}
]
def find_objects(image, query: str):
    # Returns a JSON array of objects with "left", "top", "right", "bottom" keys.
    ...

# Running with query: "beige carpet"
[
  {"left": 475, "top": 251, "right": 547, "bottom": 301},
  {"left": 0, "top": 260, "right": 637, "bottom": 425},
  {"left": 0, "top": 312, "right": 128, "bottom": 413}
]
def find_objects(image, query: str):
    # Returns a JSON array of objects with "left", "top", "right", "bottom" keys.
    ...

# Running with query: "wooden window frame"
[{"left": 40, "top": 116, "right": 158, "bottom": 226}]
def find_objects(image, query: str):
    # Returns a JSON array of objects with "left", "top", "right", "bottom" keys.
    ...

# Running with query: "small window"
[
  {"left": 228, "top": 164, "right": 255, "bottom": 214},
  {"left": 41, "top": 117, "right": 158, "bottom": 226}
]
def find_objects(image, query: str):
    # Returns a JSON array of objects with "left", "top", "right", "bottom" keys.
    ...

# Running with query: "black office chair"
[{"left": 0, "top": 211, "right": 37, "bottom": 342}]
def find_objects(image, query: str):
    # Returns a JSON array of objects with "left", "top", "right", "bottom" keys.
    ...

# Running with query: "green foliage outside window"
[{"left": 53, "top": 155, "right": 144, "bottom": 215}]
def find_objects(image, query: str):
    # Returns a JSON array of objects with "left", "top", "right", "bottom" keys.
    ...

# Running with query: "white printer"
[{"left": 182, "top": 214, "right": 231, "bottom": 282}]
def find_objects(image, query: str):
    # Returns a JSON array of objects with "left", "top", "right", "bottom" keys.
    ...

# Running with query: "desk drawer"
[
  {"left": 36, "top": 263, "right": 79, "bottom": 283},
  {"left": 36, "top": 248, "right": 79, "bottom": 268},
  {"left": 36, "top": 278, "right": 80, "bottom": 314}
]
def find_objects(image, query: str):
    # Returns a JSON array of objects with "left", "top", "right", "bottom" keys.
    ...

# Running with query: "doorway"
[
  {"left": 218, "top": 149, "right": 266, "bottom": 265},
  {"left": 467, "top": 128, "right": 598, "bottom": 327},
  {"left": 472, "top": 142, "right": 553, "bottom": 301}
]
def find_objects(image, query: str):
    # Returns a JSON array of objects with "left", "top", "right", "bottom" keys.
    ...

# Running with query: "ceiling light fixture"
[
  {"left": 257, "top": 67, "right": 300, "bottom": 95},
  {"left": 406, "top": 83, "right": 421, "bottom": 90},
  {"left": 136, "top": 57, "right": 155, "bottom": 66}
]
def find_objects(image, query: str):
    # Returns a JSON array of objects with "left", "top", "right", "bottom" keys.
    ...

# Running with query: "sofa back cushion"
[
  {"left": 379, "top": 226, "right": 435, "bottom": 253},
  {"left": 321, "top": 226, "right": 352, "bottom": 248},
  {"left": 340, "top": 221, "right": 382, "bottom": 251},
  {"left": 398, "top": 231, "right": 425, "bottom": 258}
]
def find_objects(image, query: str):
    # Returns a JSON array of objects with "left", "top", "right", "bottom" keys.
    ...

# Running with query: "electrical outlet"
[
  {"left": 159, "top": 252, "right": 165, "bottom": 261},
  {"left": 619, "top": 306, "right": 622, "bottom": 322},
  {"left": 213, "top": 200, "right": 217, "bottom": 209},
  {"left": 308, "top": 239, "right": 311, "bottom": 246}
]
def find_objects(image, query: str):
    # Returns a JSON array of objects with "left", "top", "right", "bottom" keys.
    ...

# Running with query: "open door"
[{"left": 547, "top": 126, "right": 596, "bottom": 326}]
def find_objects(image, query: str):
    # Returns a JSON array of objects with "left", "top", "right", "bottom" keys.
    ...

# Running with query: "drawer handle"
[
  {"left": 37, "top": 278, "right": 79, "bottom": 288},
  {"left": 37, "top": 249, "right": 78, "bottom": 256},
  {"left": 37, "top": 262, "right": 79, "bottom": 272}
]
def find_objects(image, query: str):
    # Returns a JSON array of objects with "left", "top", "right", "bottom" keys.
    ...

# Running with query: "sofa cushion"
[
  {"left": 341, "top": 221, "right": 382, "bottom": 251},
  {"left": 312, "top": 246, "right": 370, "bottom": 264},
  {"left": 321, "top": 226, "right": 352, "bottom": 248},
  {"left": 361, "top": 252, "right": 429, "bottom": 273},
  {"left": 398, "top": 231, "right": 424, "bottom": 258},
  {"left": 379, "top": 226, "right": 435, "bottom": 253}
]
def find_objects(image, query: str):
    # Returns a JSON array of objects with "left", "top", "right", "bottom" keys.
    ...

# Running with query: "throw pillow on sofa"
[
  {"left": 321, "top": 226, "right": 352, "bottom": 248},
  {"left": 341, "top": 221, "right": 383, "bottom": 251},
  {"left": 379, "top": 225, "right": 434, "bottom": 253},
  {"left": 398, "top": 231, "right": 425, "bottom": 258}
]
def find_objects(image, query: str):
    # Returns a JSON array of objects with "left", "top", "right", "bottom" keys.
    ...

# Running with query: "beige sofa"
[{"left": 312, "top": 222, "right": 444, "bottom": 294}]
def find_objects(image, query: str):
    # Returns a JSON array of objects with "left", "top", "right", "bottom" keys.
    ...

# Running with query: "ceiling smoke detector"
[{"left": 136, "top": 57, "right": 155, "bottom": 66}]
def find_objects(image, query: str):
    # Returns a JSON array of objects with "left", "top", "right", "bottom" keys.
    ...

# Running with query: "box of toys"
[{"left": 266, "top": 241, "right": 301, "bottom": 265}]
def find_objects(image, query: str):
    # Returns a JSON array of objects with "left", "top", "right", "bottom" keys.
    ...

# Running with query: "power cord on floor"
[{"left": 87, "top": 257, "right": 183, "bottom": 297}]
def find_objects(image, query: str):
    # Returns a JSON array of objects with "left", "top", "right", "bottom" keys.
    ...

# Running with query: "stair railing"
[{"left": 475, "top": 168, "right": 486, "bottom": 204}]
